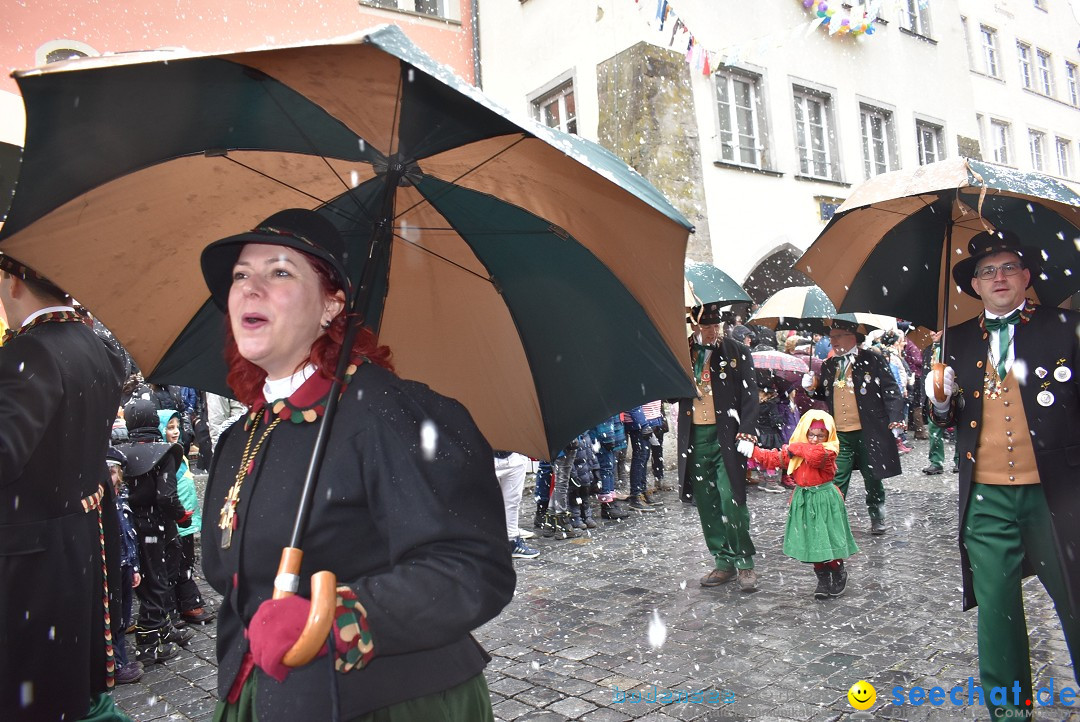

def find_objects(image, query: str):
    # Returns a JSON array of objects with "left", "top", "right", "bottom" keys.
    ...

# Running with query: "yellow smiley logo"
[{"left": 848, "top": 680, "right": 876, "bottom": 710}]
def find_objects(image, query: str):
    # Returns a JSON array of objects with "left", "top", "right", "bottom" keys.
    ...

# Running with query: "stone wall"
[{"left": 595, "top": 41, "right": 711, "bottom": 262}]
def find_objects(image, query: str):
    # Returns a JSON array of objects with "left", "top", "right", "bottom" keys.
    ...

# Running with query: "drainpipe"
[{"left": 470, "top": 0, "right": 481, "bottom": 88}]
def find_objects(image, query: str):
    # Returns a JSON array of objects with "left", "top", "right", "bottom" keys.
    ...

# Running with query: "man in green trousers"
[
  {"left": 805, "top": 320, "right": 905, "bottom": 534},
  {"left": 928, "top": 229, "right": 1080, "bottom": 721},
  {"left": 921, "top": 330, "right": 958, "bottom": 475},
  {"left": 677, "top": 303, "right": 761, "bottom": 592}
]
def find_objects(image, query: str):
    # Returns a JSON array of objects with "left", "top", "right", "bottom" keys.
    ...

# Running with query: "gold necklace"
[{"left": 218, "top": 416, "right": 283, "bottom": 549}]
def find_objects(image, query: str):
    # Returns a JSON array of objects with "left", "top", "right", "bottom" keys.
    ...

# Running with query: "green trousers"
[
  {"left": 927, "top": 422, "right": 958, "bottom": 467},
  {"left": 963, "top": 483, "right": 1080, "bottom": 720},
  {"left": 689, "top": 424, "right": 755, "bottom": 571},
  {"left": 833, "top": 430, "right": 885, "bottom": 521},
  {"left": 81, "top": 693, "right": 132, "bottom": 722},
  {"left": 214, "top": 672, "right": 494, "bottom": 722}
]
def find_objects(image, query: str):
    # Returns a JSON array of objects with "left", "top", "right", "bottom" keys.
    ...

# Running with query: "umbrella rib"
[
  {"left": 390, "top": 231, "right": 492, "bottom": 284},
  {"left": 394, "top": 135, "right": 529, "bottom": 220}
]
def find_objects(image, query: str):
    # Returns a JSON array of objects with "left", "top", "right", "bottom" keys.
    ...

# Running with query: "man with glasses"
[
  {"left": 926, "top": 229, "right": 1080, "bottom": 721},
  {"left": 803, "top": 320, "right": 905, "bottom": 535}
]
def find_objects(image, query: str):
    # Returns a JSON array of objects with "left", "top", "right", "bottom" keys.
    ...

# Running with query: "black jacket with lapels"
[
  {"left": 932, "top": 304, "right": 1080, "bottom": 613},
  {"left": 676, "top": 336, "right": 760, "bottom": 505},
  {"left": 202, "top": 362, "right": 515, "bottom": 720},
  {"left": 0, "top": 318, "right": 125, "bottom": 721},
  {"left": 812, "top": 347, "right": 904, "bottom": 480}
]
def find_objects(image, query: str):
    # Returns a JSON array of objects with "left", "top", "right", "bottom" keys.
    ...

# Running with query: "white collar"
[
  {"left": 20, "top": 305, "right": 76, "bottom": 329},
  {"left": 263, "top": 364, "right": 317, "bottom": 403},
  {"left": 984, "top": 301, "right": 1027, "bottom": 320}
]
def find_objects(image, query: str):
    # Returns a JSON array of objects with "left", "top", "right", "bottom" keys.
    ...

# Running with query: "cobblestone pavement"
[{"left": 115, "top": 436, "right": 1079, "bottom": 722}]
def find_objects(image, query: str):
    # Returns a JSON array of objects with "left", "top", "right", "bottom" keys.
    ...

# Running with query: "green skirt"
[
  {"left": 783, "top": 483, "right": 859, "bottom": 563},
  {"left": 213, "top": 672, "right": 494, "bottom": 722}
]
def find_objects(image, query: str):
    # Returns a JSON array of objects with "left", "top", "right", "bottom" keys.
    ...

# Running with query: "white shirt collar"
[
  {"left": 263, "top": 364, "right": 317, "bottom": 403},
  {"left": 20, "top": 305, "right": 77, "bottom": 329},
  {"left": 984, "top": 300, "right": 1027, "bottom": 320}
]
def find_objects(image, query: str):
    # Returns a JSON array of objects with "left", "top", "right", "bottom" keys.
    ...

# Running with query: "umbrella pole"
[
  {"left": 931, "top": 216, "right": 955, "bottom": 402},
  {"left": 271, "top": 167, "right": 402, "bottom": 667}
]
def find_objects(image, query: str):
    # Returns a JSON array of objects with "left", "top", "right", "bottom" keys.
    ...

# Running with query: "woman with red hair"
[{"left": 199, "top": 209, "right": 515, "bottom": 721}]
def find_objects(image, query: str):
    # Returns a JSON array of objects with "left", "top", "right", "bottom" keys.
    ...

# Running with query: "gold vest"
[
  {"left": 832, "top": 362, "right": 862, "bottom": 432},
  {"left": 973, "top": 368, "right": 1039, "bottom": 485},
  {"left": 693, "top": 370, "right": 717, "bottom": 425}
]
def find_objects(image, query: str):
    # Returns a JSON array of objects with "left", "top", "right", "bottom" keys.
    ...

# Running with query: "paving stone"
[
  {"left": 492, "top": 698, "right": 537, "bottom": 721},
  {"left": 547, "top": 696, "right": 598, "bottom": 719}
]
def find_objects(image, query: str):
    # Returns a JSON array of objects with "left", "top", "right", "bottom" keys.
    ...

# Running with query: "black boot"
[
  {"left": 134, "top": 626, "right": 180, "bottom": 664},
  {"left": 814, "top": 569, "right": 831, "bottom": 600},
  {"left": 542, "top": 512, "right": 558, "bottom": 539},
  {"left": 830, "top": 561, "right": 848, "bottom": 597},
  {"left": 581, "top": 500, "right": 598, "bottom": 529},
  {"left": 601, "top": 500, "right": 629, "bottom": 520},
  {"left": 164, "top": 623, "right": 195, "bottom": 646},
  {"left": 533, "top": 501, "right": 548, "bottom": 530},
  {"left": 569, "top": 502, "right": 586, "bottom": 530}
]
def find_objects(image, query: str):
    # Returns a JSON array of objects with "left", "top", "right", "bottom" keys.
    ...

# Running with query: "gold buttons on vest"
[
  {"left": 977, "top": 360, "right": 984, "bottom": 368},
  {"left": 1005, "top": 416, "right": 1011, "bottom": 422},
  {"left": 1003, "top": 401, "right": 1010, "bottom": 407},
  {"left": 1009, "top": 461, "right": 1015, "bottom": 467},
  {"left": 1007, "top": 446, "right": 1014, "bottom": 452},
  {"left": 970, "top": 421, "right": 978, "bottom": 428},
  {"left": 1006, "top": 430, "right": 1013, "bottom": 436},
  {"left": 1009, "top": 476, "right": 1015, "bottom": 481}
]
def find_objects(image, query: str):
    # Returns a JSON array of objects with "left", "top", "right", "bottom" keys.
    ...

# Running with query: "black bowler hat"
[
  {"left": 690, "top": 302, "right": 724, "bottom": 325},
  {"left": 201, "top": 209, "right": 351, "bottom": 310},
  {"left": 952, "top": 229, "right": 1040, "bottom": 299}
]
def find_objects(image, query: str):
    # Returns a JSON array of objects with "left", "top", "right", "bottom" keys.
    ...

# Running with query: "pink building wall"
[{"left": 0, "top": 1, "right": 476, "bottom": 96}]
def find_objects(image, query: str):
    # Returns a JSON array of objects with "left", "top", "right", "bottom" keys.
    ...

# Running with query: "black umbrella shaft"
[
  {"left": 940, "top": 217, "right": 954, "bottom": 361},
  {"left": 287, "top": 166, "right": 401, "bottom": 550}
]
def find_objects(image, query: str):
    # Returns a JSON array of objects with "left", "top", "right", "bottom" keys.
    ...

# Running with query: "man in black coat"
[
  {"left": 678, "top": 303, "right": 761, "bottom": 592},
  {"left": 0, "top": 256, "right": 126, "bottom": 721},
  {"left": 806, "top": 320, "right": 905, "bottom": 534},
  {"left": 927, "top": 229, "right": 1080, "bottom": 721}
]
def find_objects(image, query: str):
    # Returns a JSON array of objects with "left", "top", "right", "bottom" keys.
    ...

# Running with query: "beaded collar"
[
  {"left": 2, "top": 309, "right": 90, "bottom": 344},
  {"left": 245, "top": 362, "right": 359, "bottom": 429}
]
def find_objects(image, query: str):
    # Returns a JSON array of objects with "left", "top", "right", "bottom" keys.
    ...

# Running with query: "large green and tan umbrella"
[
  {"left": 796, "top": 157, "right": 1080, "bottom": 330},
  {"left": 0, "top": 25, "right": 697, "bottom": 461}
]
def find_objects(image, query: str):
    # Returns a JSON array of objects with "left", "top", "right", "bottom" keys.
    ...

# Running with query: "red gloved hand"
[
  {"left": 177, "top": 510, "right": 193, "bottom": 528},
  {"left": 246, "top": 595, "right": 328, "bottom": 682}
]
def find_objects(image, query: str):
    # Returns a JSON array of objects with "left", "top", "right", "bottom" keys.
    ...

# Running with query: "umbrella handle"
[
  {"left": 272, "top": 546, "right": 338, "bottom": 668},
  {"left": 931, "top": 362, "right": 948, "bottom": 403}
]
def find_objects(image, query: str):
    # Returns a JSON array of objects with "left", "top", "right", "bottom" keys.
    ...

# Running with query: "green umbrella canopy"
[
  {"left": 684, "top": 260, "right": 752, "bottom": 307},
  {"left": 797, "top": 158, "right": 1080, "bottom": 329},
  {"left": 0, "top": 25, "right": 696, "bottom": 459}
]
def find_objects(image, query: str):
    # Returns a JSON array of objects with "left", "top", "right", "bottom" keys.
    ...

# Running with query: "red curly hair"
[{"left": 224, "top": 253, "right": 393, "bottom": 407}]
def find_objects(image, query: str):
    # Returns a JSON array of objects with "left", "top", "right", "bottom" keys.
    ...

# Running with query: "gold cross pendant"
[{"left": 219, "top": 486, "right": 240, "bottom": 549}]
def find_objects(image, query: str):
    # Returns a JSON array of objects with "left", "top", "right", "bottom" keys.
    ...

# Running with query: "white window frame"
[
  {"left": 533, "top": 81, "right": 577, "bottom": 136},
  {"left": 1029, "top": 130, "right": 1045, "bottom": 171},
  {"left": 859, "top": 105, "right": 894, "bottom": 179},
  {"left": 989, "top": 120, "right": 1011, "bottom": 165},
  {"left": 900, "top": 0, "right": 932, "bottom": 36},
  {"left": 980, "top": 26, "right": 999, "bottom": 78},
  {"left": 1036, "top": 50, "right": 1054, "bottom": 96},
  {"left": 1066, "top": 63, "right": 1079, "bottom": 106},
  {"left": 1056, "top": 138, "right": 1071, "bottom": 177},
  {"left": 793, "top": 88, "right": 835, "bottom": 180},
  {"left": 1017, "top": 42, "right": 1033, "bottom": 89},
  {"left": 916, "top": 120, "right": 945, "bottom": 166},
  {"left": 715, "top": 68, "right": 766, "bottom": 169}
]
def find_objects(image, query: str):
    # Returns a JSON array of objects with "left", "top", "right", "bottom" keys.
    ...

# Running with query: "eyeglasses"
[{"left": 974, "top": 262, "right": 1024, "bottom": 280}]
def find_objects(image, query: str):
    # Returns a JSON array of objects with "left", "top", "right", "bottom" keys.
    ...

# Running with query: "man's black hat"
[
  {"left": 952, "top": 229, "right": 1039, "bottom": 299},
  {"left": 689, "top": 302, "right": 724, "bottom": 325}
]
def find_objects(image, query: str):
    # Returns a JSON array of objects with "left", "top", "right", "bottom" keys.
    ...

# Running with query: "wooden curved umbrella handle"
[
  {"left": 931, "top": 362, "right": 948, "bottom": 404},
  {"left": 272, "top": 547, "right": 338, "bottom": 668}
]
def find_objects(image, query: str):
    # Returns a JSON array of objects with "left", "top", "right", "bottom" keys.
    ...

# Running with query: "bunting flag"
[{"left": 633, "top": 0, "right": 906, "bottom": 77}]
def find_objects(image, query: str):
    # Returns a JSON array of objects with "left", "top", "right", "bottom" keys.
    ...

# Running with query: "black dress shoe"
[{"left": 922, "top": 463, "right": 944, "bottom": 475}]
